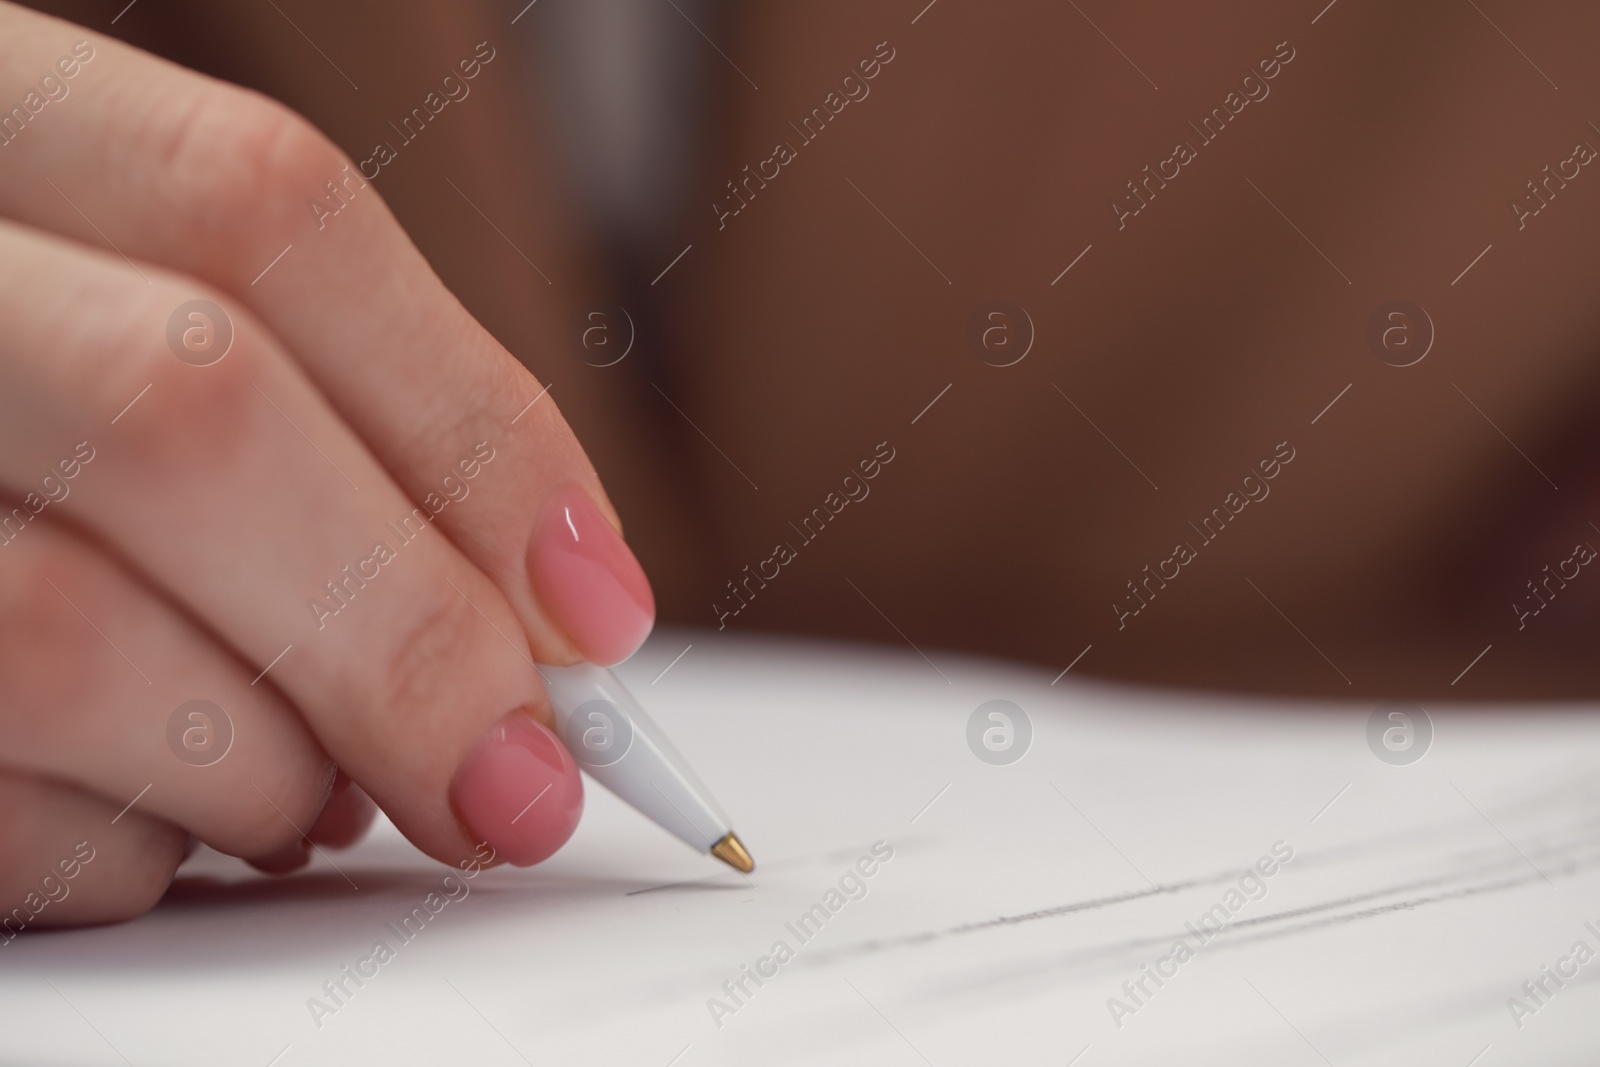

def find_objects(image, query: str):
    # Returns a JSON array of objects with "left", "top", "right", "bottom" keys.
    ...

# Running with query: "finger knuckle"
[
  {"left": 368, "top": 583, "right": 501, "bottom": 770},
  {"left": 103, "top": 292, "right": 266, "bottom": 475},
  {"left": 161, "top": 88, "right": 342, "bottom": 250}
]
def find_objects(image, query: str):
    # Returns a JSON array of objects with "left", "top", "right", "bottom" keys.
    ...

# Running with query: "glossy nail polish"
[
  {"left": 529, "top": 484, "right": 655, "bottom": 665},
  {"left": 450, "top": 710, "right": 584, "bottom": 866}
]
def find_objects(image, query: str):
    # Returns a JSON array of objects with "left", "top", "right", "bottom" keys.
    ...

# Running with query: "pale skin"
[
  {"left": 8, "top": 0, "right": 1599, "bottom": 927},
  {"left": 0, "top": 5, "right": 623, "bottom": 924}
]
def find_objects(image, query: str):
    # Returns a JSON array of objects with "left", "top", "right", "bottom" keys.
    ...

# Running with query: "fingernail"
[
  {"left": 308, "top": 772, "right": 378, "bottom": 850},
  {"left": 249, "top": 838, "right": 310, "bottom": 875},
  {"left": 450, "top": 710, "right": 584, "bottom": 866},
  {"left": 529, "top": 484, "right": 655, "bottom": 665}
]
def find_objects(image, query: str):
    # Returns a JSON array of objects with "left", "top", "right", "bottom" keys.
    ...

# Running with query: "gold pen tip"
[{"left": 711, "top": 832, "right": 755, "bottom": 873}]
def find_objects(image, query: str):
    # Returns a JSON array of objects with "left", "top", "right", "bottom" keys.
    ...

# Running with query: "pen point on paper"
[{"left": 711, "top": 832, "right": 755, "bottom": 873}]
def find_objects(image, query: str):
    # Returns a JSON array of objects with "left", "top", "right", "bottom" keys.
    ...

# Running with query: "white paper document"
[{"left": 6, "top": 631, "right": 1599, "bottom": 1065}]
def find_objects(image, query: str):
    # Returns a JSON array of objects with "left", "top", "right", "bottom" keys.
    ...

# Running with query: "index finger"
[{"left": 0, "top": 7, "right": 655, "bottom": 667}]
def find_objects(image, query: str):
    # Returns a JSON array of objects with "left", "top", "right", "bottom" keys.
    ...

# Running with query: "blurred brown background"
[{"left": 28, "top": 0, "right": 1600, "bottom": 698}]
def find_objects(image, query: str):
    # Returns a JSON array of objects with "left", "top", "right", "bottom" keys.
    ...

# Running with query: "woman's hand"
[{"left": 0, "top": 3, "right": 654, "bottom": 927}]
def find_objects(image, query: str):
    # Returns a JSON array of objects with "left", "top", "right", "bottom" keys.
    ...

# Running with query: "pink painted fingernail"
[
  {"left": 450, "top": 711, "right": 584, "bottom": 866},
  {"left": 529, "top": 484, "right": 655, "bottom": 665}
]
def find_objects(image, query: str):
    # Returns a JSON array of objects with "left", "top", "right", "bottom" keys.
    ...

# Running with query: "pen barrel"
[{"left": 539, "top": 663, "right": 732, "bottom": 855}]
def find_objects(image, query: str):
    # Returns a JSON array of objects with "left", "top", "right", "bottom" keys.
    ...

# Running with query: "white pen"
[{"left": 537, "top": 663, "right": 754, "bottom": 873}]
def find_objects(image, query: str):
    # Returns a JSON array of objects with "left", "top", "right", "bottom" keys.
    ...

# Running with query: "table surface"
[{"left": 4, "top": 629, "right": 1599, "bottom": 1066}]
